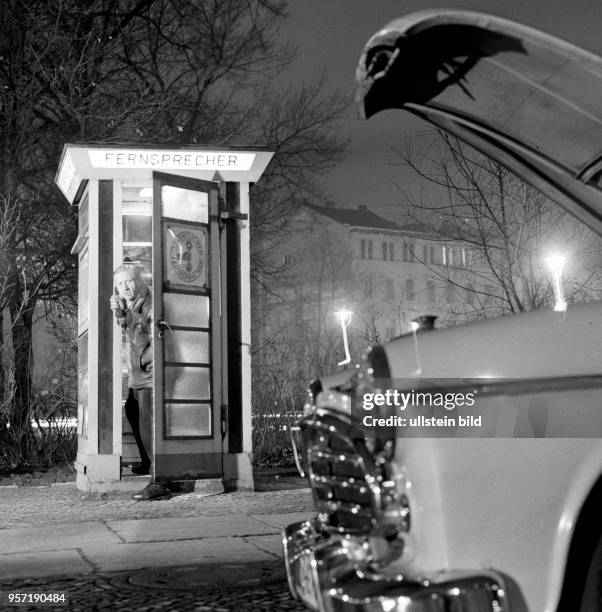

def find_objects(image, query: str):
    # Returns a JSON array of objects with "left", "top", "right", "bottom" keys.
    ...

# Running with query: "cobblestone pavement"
[
  {"left": 0, "top": 485, "right": 314, "bottom": 529},
  {"left": 0, "top": 562, "right": 308, "bottom": 611}
]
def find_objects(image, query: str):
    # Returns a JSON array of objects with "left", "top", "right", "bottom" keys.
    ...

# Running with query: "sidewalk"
[{"left": 0, "top": 482, "right": 314, "bottom": 581}]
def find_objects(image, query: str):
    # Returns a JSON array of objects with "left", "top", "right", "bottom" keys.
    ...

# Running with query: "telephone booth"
[{"left": 55, "top": 144, "right": 273, "bottom": 492}]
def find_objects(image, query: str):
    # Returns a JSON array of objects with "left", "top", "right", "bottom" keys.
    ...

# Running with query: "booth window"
[
  {"left": 120, "top": 185, "right": 153, "bottom": 436},
  {"left": 77, "top": 330, "right": 88, "bottom": 438},
  {"left": 79, "top": 193, "right": 89, "bottom": 237},
  {"left": 78, "top": 247, "right": 89, "bottom": 334},
  {"left": 121, "top": 185, "right": 152, "bottom": 272}
]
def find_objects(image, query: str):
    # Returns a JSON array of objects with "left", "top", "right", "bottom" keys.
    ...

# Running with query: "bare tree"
[
  {"left": 252, "top": 212, "right": 355, "bottom": 379},
  {"left": 396, "top": 132, "right": 602, "bottom": 318},
  {"left": 0, "top": 0, "right": 348, "bottom": 464},
  {"left": 249, "top": 81, "right": 349, "bottom": 292}
]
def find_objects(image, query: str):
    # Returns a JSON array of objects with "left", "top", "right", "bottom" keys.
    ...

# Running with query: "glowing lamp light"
[
  {"left": 334, "top": 309, "right": 353, "bottom": 366},
  {"left": 545, "top": 254, "right": 567, "bottom": 312}
]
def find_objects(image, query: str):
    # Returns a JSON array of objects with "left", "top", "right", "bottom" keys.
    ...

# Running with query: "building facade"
[{"left": 252, "top": 202, "right": 490, "bottom": 357}]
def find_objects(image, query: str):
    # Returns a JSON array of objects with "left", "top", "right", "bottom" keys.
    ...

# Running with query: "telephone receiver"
[{"left": 114, "top": 287, "right": 126, "bottom": 310}]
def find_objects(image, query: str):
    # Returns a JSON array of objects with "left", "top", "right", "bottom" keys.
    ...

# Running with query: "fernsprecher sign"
[
  {"left": 55, "top": 144, "right": 274, "bottom": 205},
  {"left": 88, "top": 149, "right": 255, "bottom": 171}
]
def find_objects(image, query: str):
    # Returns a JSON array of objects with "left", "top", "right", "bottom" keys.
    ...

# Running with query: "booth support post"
[
  {"left": 222, "top": 181, "right": 254, "bottom": 490},
  {"left": 75, "top": 179, "right": 121, "bottom": 491}
]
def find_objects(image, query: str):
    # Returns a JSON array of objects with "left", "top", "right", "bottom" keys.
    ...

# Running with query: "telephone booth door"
[{"left": 151, "top": 172, "right": 222, "bottom": 480}]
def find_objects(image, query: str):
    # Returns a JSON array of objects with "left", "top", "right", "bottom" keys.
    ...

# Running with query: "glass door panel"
[
  {"left": 161, "top": 185, "right": 208, "bottom": 223},
  {"left": 164, "top": 330, "right": 210, "bottom": 364},
  {"left": 165, "top": 403, "right": 211, "bottom": 437},
  {"left": 152, "top": 172, "right": 220, "bottom": 479},
  {"left": 164, "top": 366, "right": 211, "bottom": 400},
  {"left": 163, "top": 294, "right": 209, "bottom": 327}
]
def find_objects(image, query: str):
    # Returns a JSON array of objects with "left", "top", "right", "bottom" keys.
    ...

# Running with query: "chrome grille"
[{"left": 300, "top": 409, "right": 381, "bottom": 535}]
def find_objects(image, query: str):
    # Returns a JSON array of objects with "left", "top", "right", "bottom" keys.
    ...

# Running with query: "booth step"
[
  {"left": 165, "top": 478, "right": 224, "bottom": 495},
  {"left": 117, "top": 466, "right": 223, "bottom": 496},
  {"left": 89, "top": 474, "right": 152, "bottom": 493}
]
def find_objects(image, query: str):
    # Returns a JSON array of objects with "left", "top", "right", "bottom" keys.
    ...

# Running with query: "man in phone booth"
[{"left": 110, "top": 260, "right": 170, "bottom": 500}]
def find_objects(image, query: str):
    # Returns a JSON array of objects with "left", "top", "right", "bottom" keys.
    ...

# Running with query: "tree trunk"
[
  {"left": 8, "top": 290, "right": 35, "bottom": 431},
  {"left": 0, "top": 308, "right": 4, "bottom": 405}
]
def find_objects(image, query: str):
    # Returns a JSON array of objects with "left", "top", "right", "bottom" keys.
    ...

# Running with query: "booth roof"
[{"left": 55, "top": 144, "right": 275, "bottom": 204}]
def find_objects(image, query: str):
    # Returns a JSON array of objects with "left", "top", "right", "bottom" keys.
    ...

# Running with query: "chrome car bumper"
[{"left": 283, "top": 519, "right": 521, "bottom": 611}]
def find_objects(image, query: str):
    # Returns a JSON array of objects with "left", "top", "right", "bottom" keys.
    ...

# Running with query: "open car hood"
[{"left": 356, "top": 10, "right": 602, "bottom": 234}]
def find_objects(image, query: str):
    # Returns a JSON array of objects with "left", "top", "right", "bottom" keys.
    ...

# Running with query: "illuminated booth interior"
[{"left": 55, "top": 144, "right": 273, "bottom": 492}]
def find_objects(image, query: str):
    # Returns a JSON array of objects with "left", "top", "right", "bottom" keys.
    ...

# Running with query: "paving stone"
[
  {"left": 1, "top": 549, "right": 93, "bottom": 580},
  {"left": 244, "top": 534, "right": 289, "bottom": 558},
  {"left": 79, "top": 536, "right": 279, "bottom": 574},
  {"left": 2, "top": 521, "right": 121, "bottom": 554},
  {"left": 250, "top": 512, "right": 313, "bottom": 529},
  {"left": 106, "top": 514, "right": 277, "bottom": 543}
]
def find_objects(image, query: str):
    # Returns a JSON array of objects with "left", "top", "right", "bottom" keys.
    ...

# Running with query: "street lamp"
[
  {"left": 545, "top": 254, "right": 567, "bottom": 312},
  {"left": 334, "top": 309, "right": 353, "bottom": 366}
]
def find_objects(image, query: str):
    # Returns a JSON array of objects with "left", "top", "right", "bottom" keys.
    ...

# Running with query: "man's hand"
[
  {"left": 140, "top": 345, "right": 153, "bottom": 372},
  {"left": 110, "top": 294, "right": 126, "bottom": 319}
]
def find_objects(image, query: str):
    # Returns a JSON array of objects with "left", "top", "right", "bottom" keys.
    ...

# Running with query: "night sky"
[{"left": 280, "top": 0, "right": 602, "bottom": 221}]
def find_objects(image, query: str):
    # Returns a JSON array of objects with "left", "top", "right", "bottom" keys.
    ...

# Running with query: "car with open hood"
[{"left": 283, "top": 10, "right": 602, "bottom": 612}]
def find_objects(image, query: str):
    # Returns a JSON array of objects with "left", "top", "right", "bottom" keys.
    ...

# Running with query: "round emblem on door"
[{"left": 169, "top": 230, "right": 205, "bottom": 283}]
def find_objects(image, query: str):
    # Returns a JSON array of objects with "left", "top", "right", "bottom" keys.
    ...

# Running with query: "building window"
[
  {"left": 385, "top": 322, "right": 396, "bottom": 339},
  {"left": 422, "top": 244, "right": 429, "bottom": 264},
  {"left": 382, "top": 241, "right": 394, "bottom": 261},
  {"left": 426, "top": 280, "right": 436, "bottom": 302},
  {"left": 406, "top": 278, "right": 415, "bottom": 301},
  {"left": 283, "top": 254, "right": 292, "bottom": 266},
  {"left": 430, "top": 245, "right": 436, "bottom": 264},
  {"left": 485, "top": 284, "right": 495, "bottom": 303},
  {"left": 385, "top": 278, "right": 394, "bottom": 300},
  {"left": 465, "top": 282, "right": 475, "bottom": 305},
  {"left": 383, "top": 241, "right": 394, "bottom": 261},
  {"left": 403, "top": 241, "right": 415, "bottom": 263},
  {"left": 446, "top": 282, "right": 456, "bottom": 304},
  {"left": 464, "top": 248, "right": 475, "bottom": 267},
  {"left": 360, "top": 239, "right": 374, "bottom": 259},
  {"left": 444, "top": 246, "right": 464, "bottom": 267},
  {"left": 364, "top": 277, "right": 373, "bottom": 298}
]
